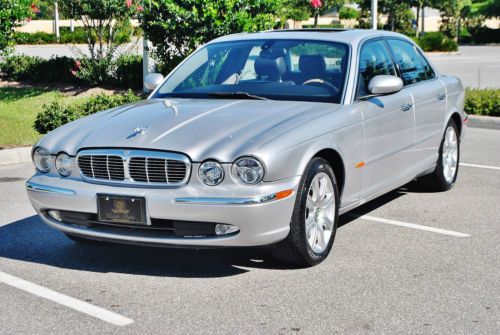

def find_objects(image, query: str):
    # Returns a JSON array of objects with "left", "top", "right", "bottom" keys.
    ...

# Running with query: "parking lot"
[{"left": 0, "top": 126, "right": 499, "bottom": 334}]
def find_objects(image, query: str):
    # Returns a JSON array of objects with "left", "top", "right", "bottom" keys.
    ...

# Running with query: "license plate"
[{"left": 97, "top": 194, "right": 147, "bottom": 225}]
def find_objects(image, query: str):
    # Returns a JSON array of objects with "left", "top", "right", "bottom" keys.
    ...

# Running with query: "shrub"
[
  {"left": 77, "top": 90, "right": 141, "bottom": 116},
  {"left": 33, "top": 101, "right": 82, "bottom": 134},
  {"left": 414, "top": 32, "right": 458, "bottom": 52},
  {"left": 0, "top": 55, "right": 78, "bottom": 83},
  {"left": 34, "top": 90, "right": 141, "bottom": 134},
  {"left": 74, "top": 57, "right": 114, "bottom": 86},
  {"left": 115, "top": 54, "right": 142, "bottom": 89},
  {"left": 339, "top": 7, "right": 360, "bottom": 20},
  {"left": 464, "top": 88, "right": 500, "bottom": 117},
  {"left": 13, "top": 31, "right": 56, "bottom": 44},
  {"left": 13, "top": 26, "right": 134, "bottom": 45}
]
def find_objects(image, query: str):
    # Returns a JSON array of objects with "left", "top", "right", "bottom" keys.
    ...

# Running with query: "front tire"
[
  {"left": 271, "top": 158, "right": 339, "bottom": 267},
  {"left": 417, "top": 119, "right": 460, "bottom": 191}
]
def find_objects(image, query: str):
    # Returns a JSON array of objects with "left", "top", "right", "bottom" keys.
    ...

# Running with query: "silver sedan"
[{"left": 26, "top": 29, "right": 465, "bottom": 266}]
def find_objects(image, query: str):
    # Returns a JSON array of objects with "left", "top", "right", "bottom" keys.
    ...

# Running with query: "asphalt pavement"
[{"left": 0, "top": 127, "right": 499, "bottom": 334}]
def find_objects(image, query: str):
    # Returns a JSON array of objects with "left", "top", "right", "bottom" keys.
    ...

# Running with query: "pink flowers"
[
  {"left": 125, "top": 0, "right": 133, "bottom": 7},
  {"left": 310, "top": 0, "right": 322, "bottom": 9}
]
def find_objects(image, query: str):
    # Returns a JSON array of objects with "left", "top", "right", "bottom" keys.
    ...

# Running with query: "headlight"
[
  {"left": 55, "top": 153, "right": 74, "bottom": 177},
  {"left": 33, "top": 147, "right": 52, "bottom": 173},
  {"left": 232, "top": 157, "right": 264, "bottom": 185},
  {"left": 198, "top": 161, "right": 224, "bottom": 186}
]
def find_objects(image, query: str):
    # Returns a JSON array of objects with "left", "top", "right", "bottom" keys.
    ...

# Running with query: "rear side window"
[
  {"left": 386, "top": 39, "right": 428, "bottom": 85},
  {"left": 357, "top": 40, "right": 397, "bottom": 98}
]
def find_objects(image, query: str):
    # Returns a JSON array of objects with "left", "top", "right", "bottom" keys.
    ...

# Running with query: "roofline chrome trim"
[
  {"left": 175, "top": 191, "right": 293, "bottom": 205},
  {"left": 26, "top": 181, "right": 76, "bottom": 196}
]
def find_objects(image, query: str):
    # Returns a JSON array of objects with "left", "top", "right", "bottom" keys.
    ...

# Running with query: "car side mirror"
[
  {"left": 368, "top": 75, "right": 403, "bottom": 95},
  {"left": 144, "top": 73, "right": 164, "bottom": 91}
]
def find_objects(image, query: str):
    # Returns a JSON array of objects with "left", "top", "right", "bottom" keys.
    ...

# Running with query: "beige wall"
[{"left": 15, "top": 19, "right": 140, "bottom": 34}]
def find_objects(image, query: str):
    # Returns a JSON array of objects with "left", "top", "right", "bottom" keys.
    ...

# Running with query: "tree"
[
  {"left": 60, "top": 0, "right": 138, "bottom": 61},
  {"left": 141, "top": 0, "right": 282, "bottom": 73},
  {"left": 356, "top": 0, "right": 414, "bottom": 33},
  {"left": 0, "top": 0, "right": 32, "bottom": 55}
]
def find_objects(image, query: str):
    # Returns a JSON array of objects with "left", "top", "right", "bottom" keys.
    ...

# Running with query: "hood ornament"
[{"left": 127, "top": 126, "right": 149, "bottom": 139}]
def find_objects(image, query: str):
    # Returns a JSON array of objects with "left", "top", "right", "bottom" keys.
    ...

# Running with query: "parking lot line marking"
[
  {"left": 461, "top": 163, "right": 500, "bottom": 171},
  {"left": 0, "top": 270, "right": 134, "bottom": 327},
  {"left": 353, "top": 215, "right": 471, "bottom": 237}
]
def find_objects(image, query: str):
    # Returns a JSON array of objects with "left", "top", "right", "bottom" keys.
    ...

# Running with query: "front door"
[{"left": 355, "top": 39, "right": 415, "bottom": 199}]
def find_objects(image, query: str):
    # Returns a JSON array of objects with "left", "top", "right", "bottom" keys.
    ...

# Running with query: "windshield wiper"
[{"left": 207, "top": 92, "right": 268, "bottom": 100}]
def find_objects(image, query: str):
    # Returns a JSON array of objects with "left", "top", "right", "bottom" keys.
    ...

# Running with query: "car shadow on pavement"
[
  {"left": 0, "top": 215, "right": 294, "bottom": 278},
  {"left": 0, "top": 185, "right": 427, "bottom": 277}
]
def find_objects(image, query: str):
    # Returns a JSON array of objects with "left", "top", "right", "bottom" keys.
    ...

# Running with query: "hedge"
[
  {"left": 13, "top": 25, "right": 136, "bottom": 45},
  {"left": 413, "top": 32, "right": 458, "bottom": 52},
  {"left": 34, "top": 90, "right": 141, "bottom": 134},
  {"left": 0, "top": 54, "right": 143, "bottom": 88},
  {"left": 464, "top": 88, "right": 500, "bottom": 117}
]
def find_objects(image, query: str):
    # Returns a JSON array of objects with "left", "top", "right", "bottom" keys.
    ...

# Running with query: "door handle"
[
  {"left": 437, "top": 93, "right": 446, "bottom": 101},
  {"left": 400, "top": 103, "right": 413, "bottom": 112}
]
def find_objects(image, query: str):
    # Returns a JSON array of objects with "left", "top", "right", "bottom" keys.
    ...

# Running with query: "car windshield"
[{"left": 152, "top": 39, "right": 349, "bottom": 103}]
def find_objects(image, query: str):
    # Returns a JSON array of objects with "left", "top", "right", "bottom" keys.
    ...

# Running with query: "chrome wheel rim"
[
  {"left": 442, "top": 126, "right": 458, "bottom": 184},
  {"left": 305, "top": 172, "right": 336, "bottom": 254}
]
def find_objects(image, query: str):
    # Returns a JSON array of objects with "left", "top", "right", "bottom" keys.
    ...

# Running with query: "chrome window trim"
[{"left": 76, "top": 149, "right": 192, "bottom": 188}]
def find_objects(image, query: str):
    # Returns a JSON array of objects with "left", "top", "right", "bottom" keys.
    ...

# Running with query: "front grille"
[{"left": 77, "top": 149, "right": 191, "bottom": 187}]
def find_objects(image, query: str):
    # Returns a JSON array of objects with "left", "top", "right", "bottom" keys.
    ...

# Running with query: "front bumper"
[{"left": 26, "top": 174, "right": 300, "bottom": 247}]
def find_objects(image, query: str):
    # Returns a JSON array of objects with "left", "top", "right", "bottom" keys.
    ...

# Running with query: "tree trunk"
[
  {"left": 415, "top": 6, "right": 420, "bottom": 38},
  {"left": 421, "top": 6, "right": 425, "bottom": 34},
  {"left": 314, "top": 11, "right": 319, "bottom": 28}
]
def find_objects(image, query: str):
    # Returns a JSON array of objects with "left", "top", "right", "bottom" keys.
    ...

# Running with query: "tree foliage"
[
  {"left": 60, "top": 0, "right": 138, "bottom": 61},
  {"left": 0, "top": 0, "right": 32, "bottom": 55},
  {"left": 141, "top": 0, "right": 282, "bottom": 73},
  {"left": 355, "top": 0, "right": 414, "bottom": 33}
]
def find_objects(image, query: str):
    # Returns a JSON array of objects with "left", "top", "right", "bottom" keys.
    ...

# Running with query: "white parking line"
[
  {"left": 0, "top": 270, "right": 134, "bottom": 326},
  {"left": 461, "top": 163, "right": 500, "bottom": 171},
  {"left": 352, "top": 215, "right": 471, "bottom": 237}
]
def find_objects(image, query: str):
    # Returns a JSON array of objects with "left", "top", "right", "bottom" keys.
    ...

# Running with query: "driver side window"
[{"left": 357, "top": 40, "right": 397, "bottom": 98}]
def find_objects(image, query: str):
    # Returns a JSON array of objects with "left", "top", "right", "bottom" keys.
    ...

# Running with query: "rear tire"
[
  {"left": 271, "top": 157, "right": 339, "bottom": 267},
  {"left": 416, "top": 119, "right": 460, "bottom": 192}
]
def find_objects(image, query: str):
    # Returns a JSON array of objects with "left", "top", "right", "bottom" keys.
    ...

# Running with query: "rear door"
[
  {"left": 355, "top": 39, "right": 415, "bottom": 198},
  {"left": 386, "top": 38, "right": 447, "bottom": 172}
]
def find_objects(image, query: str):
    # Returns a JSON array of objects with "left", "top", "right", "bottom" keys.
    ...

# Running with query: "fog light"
[
  {"left": 215, "top": 224, "right": 239, "bottom": 236},
  {"left": 48, "top": 210, "right": 62, "bottom": 222}
]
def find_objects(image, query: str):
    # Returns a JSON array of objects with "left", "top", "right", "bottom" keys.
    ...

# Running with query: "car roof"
[{"left": 208, "top": 29, "right": 412, "bottom": 49}]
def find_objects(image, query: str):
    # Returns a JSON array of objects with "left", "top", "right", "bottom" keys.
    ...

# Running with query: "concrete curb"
[
  {"left": 0, "top": 147, "right": 31, "bottom": 166},
  {"left": 467, "top": 115, "right": 500, "bottom": 130}
]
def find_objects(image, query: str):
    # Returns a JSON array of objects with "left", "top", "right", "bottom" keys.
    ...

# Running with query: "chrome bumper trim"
[
  {"left": 26, "top": 181, "right": 76, "bottom": 196},
  {"left": 175, "top": 192, "right": 289, "bottom": 205}
]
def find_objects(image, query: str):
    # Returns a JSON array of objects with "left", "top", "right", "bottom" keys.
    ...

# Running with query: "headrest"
[
  {"left": 254, "top": 48, "right": 286, "bottom": 80},
  {"left": 299, "top": 55, "right": 326, "bottom": 74}
]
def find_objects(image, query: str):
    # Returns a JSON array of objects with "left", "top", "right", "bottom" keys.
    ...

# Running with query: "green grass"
[{"left": 0, "top": 87, "right": 84, "bottom": 148}]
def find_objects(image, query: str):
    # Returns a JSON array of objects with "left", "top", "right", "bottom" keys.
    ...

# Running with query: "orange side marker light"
[
  {"left": 355, "top": 162, "right": 366, "bottom": 168},
  {"left": 275, "top": 189, "right": 294, "bottom": 200}
]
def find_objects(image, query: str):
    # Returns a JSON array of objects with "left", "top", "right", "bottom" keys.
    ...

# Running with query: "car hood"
[{"left": 38, "top": 98, "right": 340, "bottom": 162}]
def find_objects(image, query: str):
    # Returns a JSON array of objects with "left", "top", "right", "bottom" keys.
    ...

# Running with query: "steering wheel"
[{"left": 302, "top": 79, "right": 339, "bottom": 95}]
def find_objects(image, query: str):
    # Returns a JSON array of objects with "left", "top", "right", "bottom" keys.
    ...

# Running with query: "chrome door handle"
[
  {"left": 437, "top": 93, "right": 446, "bottom": 101},
  {"left": 400, "top": 103, "right": 412, "bottom": 112}
]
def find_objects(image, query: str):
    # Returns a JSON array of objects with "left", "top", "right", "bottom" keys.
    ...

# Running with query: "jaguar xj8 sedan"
[{"left": 26, "top": 29, "right": 465, "bottom": 266}]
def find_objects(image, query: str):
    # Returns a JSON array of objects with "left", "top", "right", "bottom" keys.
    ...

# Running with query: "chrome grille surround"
[{"left": 77, "top": 149, "right": 191, "bottom": 188}]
